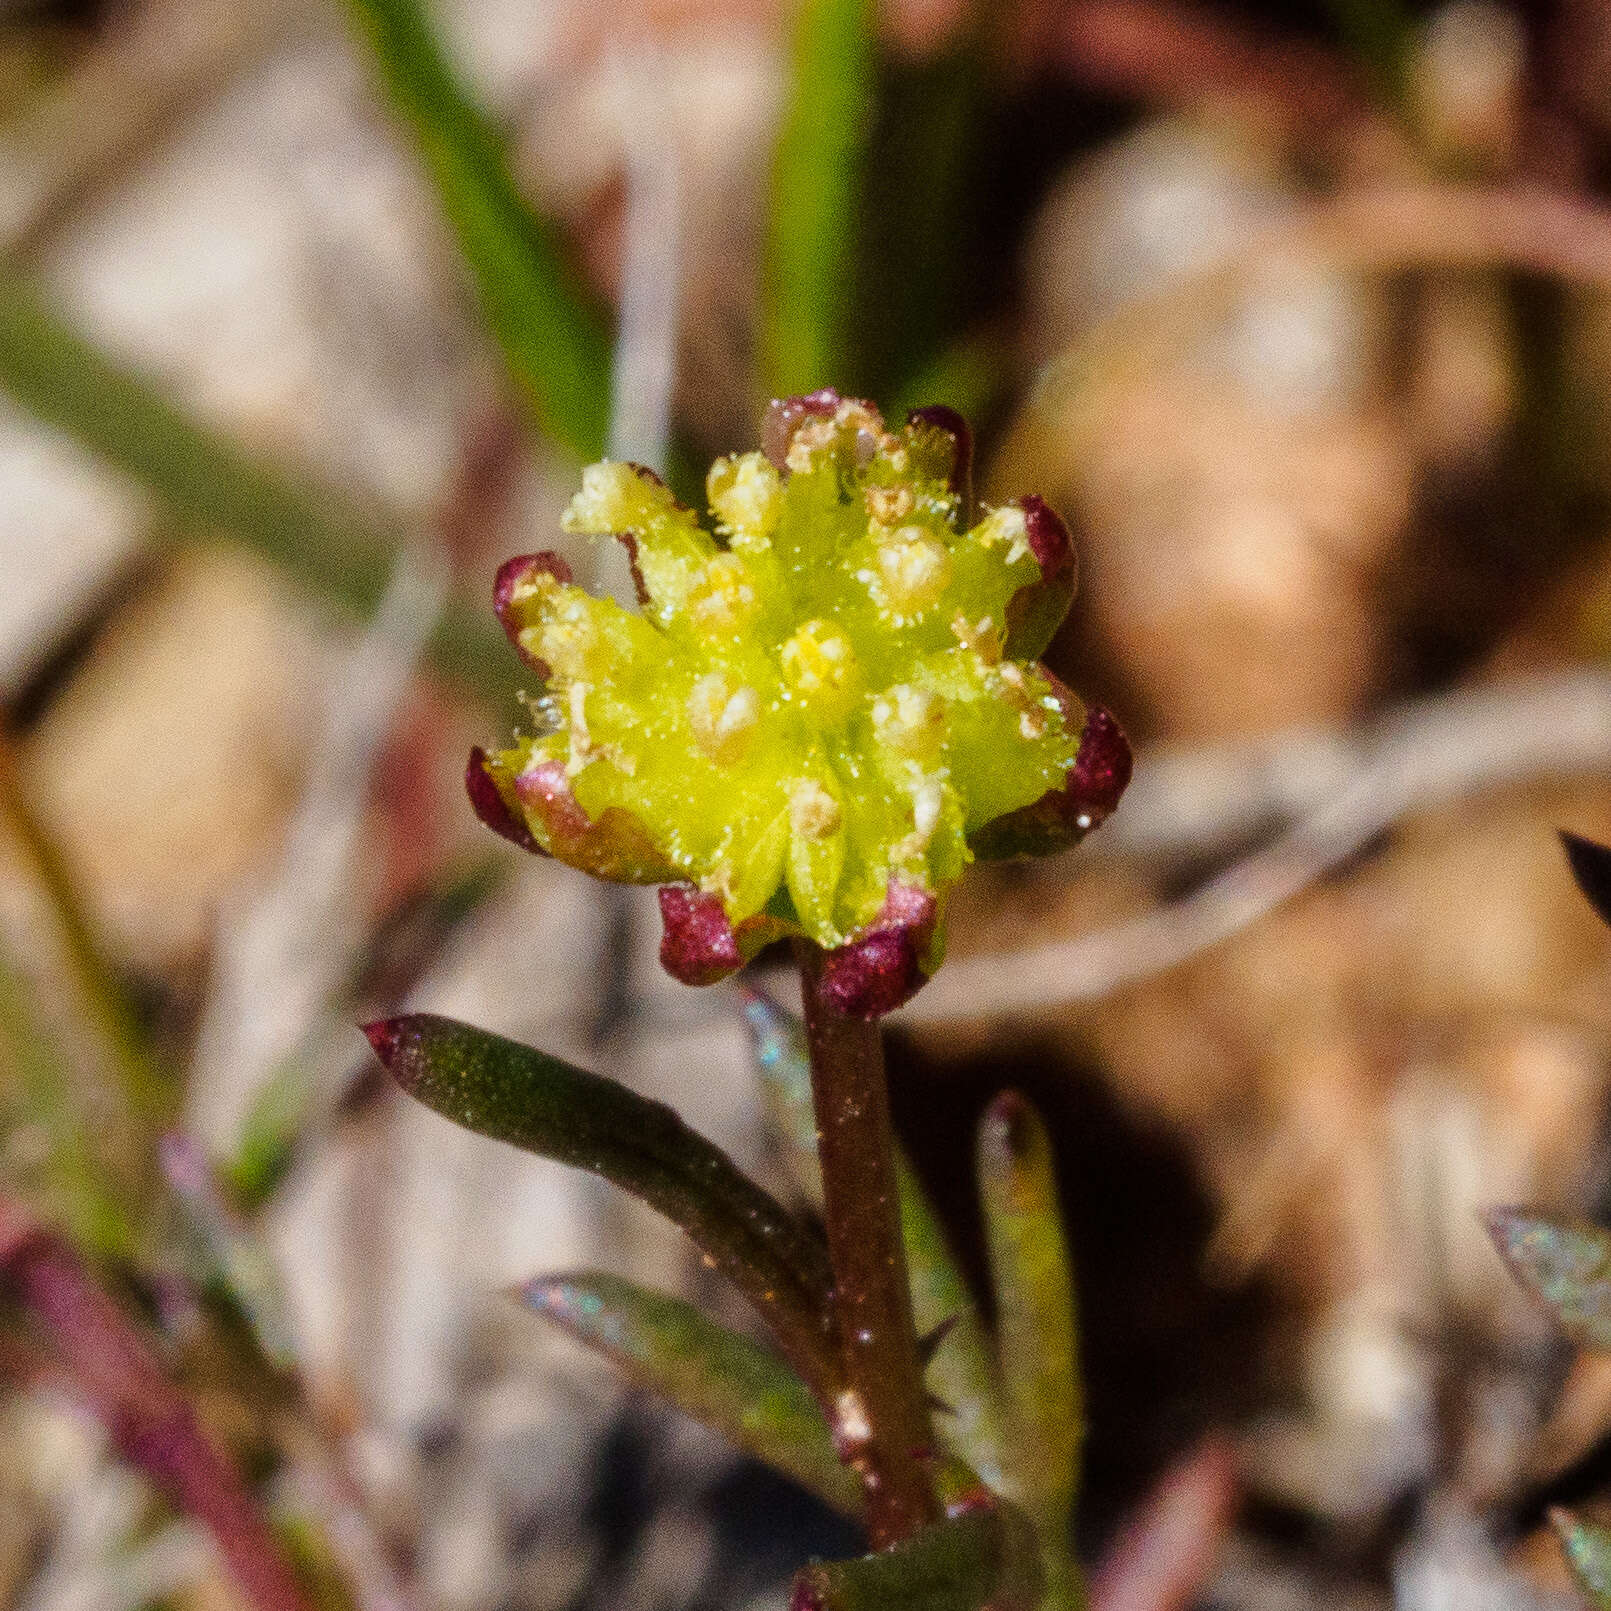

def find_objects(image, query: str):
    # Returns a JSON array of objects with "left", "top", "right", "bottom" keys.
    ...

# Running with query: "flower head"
[{"left": 470, "top": 391, "right": 1129, "bottom": 1014}]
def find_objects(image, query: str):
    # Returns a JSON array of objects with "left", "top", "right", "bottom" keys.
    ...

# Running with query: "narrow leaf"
[
  {"left": 520, "top": 1271, "right": 859, "bottom": 1516},
  {"left": 342, "top": 0, "right": 612, "bottom": 462},
  {"left": 1563, "top": 831, "right": 1611, "bottom": 932},
  {"left": 365, "top": 1014, "right": 835, "bottom": 1396},
  {"left": 0, "top": 271, "right": 510, "bottom": 706},
  {"left": 852, "top": 47, "right": 981, "bottom": 407},
  {"left": 1487, "top": 1208, "right": 1611, "bottom": 1351},
  {"left": 762, "top": 0, "right": 876, "bottom": 394},
  {"left": 738, "top": 987, "right": 1006, "bottom": 1483},
  {"left": 899, "top": 1181, "right": 1007, "bottom": 1492},
  {"left": 791, "top": 1502, "right": 1041, "bottom": 1611},
  {"left": 1552, "top": 1508, "right": 1611, "bottom": 1610},
  {"left": 977, "top": 1092, "right": 1081, "bottom": 1603}
]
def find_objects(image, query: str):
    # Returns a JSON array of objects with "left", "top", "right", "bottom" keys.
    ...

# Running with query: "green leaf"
[
  {"left": 851, "top": 47, "right": 981, "bottom": 408},
  {"left": 977, "top": 1092, "right": 1081, "bottom": 1603},
  {"left": 900, "top": 1165, "right": 1007, "bottom": 1493},
  {"left": 792, "top": 1502, "right": 1041, "bottom": 1611},
  {"left": 1553, "top": 1508, "right": 1611, "bottom": 1609},
  {"left": 1487, "top": 1209, "right": 1611, "bottom": 1351},
  {"left": 519, "top": 1270, "right": 860, "bottom": 1517},
  {"left": 737, "top": 987, "right": 1006, "bottom": 1484},
  {"left": 341, "top": 0, "right": 611, "bottom": 462},
  {"left": 762, "top": 0, "right": 875, "bottom": 395},
  {"left": 364, "top": 1014, "right": 836, "bottom": 1397},
  {"left": 0, "top": 271, "right": 511, "bottom": 707}
]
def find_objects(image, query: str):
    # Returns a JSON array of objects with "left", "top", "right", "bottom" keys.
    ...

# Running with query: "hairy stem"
[{"left": 796, "top": 942, "right": 937, "bottom": 1546}]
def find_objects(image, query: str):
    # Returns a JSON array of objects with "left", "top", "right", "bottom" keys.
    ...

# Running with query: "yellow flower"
[{"left": 467, "top": 392, "right": 1128, "bottom": 1015}]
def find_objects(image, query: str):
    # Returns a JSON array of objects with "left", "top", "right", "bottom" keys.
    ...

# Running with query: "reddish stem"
[
  {"left": 796, "top": 943, "right": 937, "bottom": 1547},
  {"left": 0, "top": 1200, "right": 313, "bottom": 1611},
  {"left": 1089, "top": 1436, "right": 1239, "bottom": 1611}
]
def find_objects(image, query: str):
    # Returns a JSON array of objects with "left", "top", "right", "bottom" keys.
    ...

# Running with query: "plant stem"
[
  {"left": 0, "top": 1198, "right": 314, "bottom": 1611},
  {"left": 796, "top": 942, "right": 937, "bottom": 1547}
]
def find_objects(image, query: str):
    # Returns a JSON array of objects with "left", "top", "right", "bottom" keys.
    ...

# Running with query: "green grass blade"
[
  {"left": 762, "top": 0, "right": 876, "bottom": 396},
  {"left": 342, "top": 0, "right": 611, "bottom": 461},
  {"left": 0, "top": 946, "right": 136, "bottom": 1260},
  {"left": 520, "top": 1270, "right": 860, "bottom": 1516},
  {"left": 365, "top": 1013, "right": 836, "bottom": 1398},
  {"left": 977, "top": 1091, "right": 1082, "bottom": 1606},
  {"left": 0, "top": 271, "right": 511, "bottom": 705}
]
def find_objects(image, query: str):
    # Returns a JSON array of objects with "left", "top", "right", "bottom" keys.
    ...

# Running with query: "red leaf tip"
[
  {"left": 980, "top": 1089, "right": 1036, "bottom": 1159},
  {"left": 361, "top": 1018, "right": 405, "bottom": 1067},
  {"left": 1018, "top": 494, "right": 1074, "bottom": 581}
]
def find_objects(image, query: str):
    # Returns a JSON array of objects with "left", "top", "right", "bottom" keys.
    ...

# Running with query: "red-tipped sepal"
[
  {"left": 492, "top": 552, "right": 573, "bottom": 676},
  {"left": 657, "top": 885, "right": 786, "bottom": 987},
  {"left": 970, "top": 702, "right": 1132, "bottom": 861},
  {"left": 465, "top": 747, "right": 544, "bottom": 855},
  {"left": 512, "top": 760, "right": 677, "bottom": 884},
  {"left": 816, "top": 883, "right": 939, "bottom": 1018},
  {"left": 1003, "top": 496, "right": 1077, "bottom": 662}
]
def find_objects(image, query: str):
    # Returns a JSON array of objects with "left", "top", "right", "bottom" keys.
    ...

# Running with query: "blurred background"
[{"left": 7, "top": 0, "right": 1611, "bottom": 1605}]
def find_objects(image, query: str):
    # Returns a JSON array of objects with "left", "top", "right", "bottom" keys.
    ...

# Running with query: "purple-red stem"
[
  {"left": 796, "top": 943, "right": 937, "bottom": 1548},
  {"left": 1088, "top": 1436, "right": 1238, "bottom": 1611},
  {"left": 0, "top": 1200, "right": 313, "bottom": 1611}
]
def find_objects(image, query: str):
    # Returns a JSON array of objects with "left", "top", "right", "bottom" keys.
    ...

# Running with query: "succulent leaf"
[
  {"left": 978, "top": 1093, "right": 1082, "bottom": 1602},
  {"left": 476, "top": 394, "right": 1126, "bottom": 1008},
  {"left": 789, "top": 1499, "right": 1042, "bottom": 1611},
  {"left": 363, "top": 1014, "right": 836, "bottom": 1397},
  {"left": 519, "top": 1271, "right": 860, "bottom": 1516}
]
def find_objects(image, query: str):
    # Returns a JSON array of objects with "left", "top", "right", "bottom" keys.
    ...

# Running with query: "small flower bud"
[
  {"left": 789, "top": 778, "right": 842, "bottom": 841},
  {"left": 871, "top": 685, "right": 944, "bottom": 759},
  {"left": 780, "top": 621, "right": 862, "bottom": 721},
  {"left": 687, "top": 553, "right": 761, "bottom": 637},
  {"left": 707, "top": 453, "right": 782, "bottom": 546},
  {"left": 872, "top": 529, "right": 952, "bottom": 617},
  {"left": 688, "top": 674, "right": 762, "bottom": 766}
]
